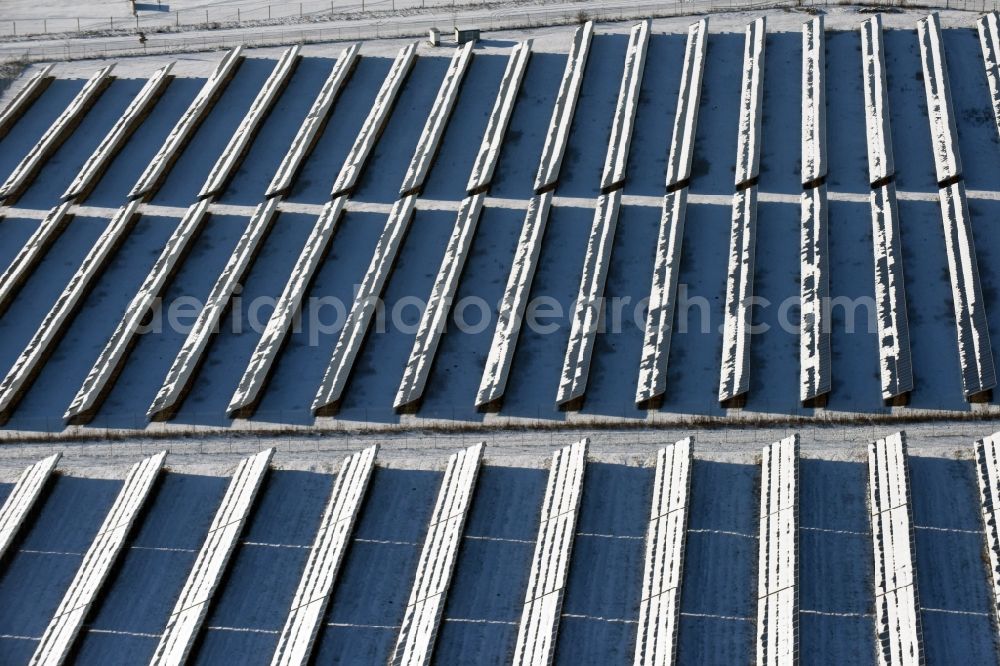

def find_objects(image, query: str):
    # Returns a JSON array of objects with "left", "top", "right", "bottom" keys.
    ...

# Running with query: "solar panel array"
[
  {"left": 4, "top": 12, "right": 1000, "bottom": 432},
  {"left": 0, "top": 429, "right": 998, "bottom": 662}
]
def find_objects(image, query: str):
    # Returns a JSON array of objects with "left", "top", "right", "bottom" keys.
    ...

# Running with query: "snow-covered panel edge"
[
  {"left": 861, "top": 16, "right": 894, "bottom": 186},
  {"left": 600, "top": 20, "right": 651, "bottom": 192},
  {"left": 313, "top": 194, "right": 417, "bottom": 415},
  {"left": 800, "top": 184, "right": 830, "bottom": 406},
  {"left": 636, "top": 188, "right": 688, "bottom": 407},
  {"left": 634, "top": 437, "right": 692, "bottom": 666},
  {"left": 512, "top": 438, "right": 587, "bottom": 666},
  {"left": 466, "top": 40, "right": 532, "bottom": 194},
  {"left": 870, "top": 183, "right": 913, "bottom": 403},
  {"left": 556, "top": 189, "right": 622, "bottom": 409},
  {"left": 974, "top": 433, "right": 1000, "bottom": 641},
  {"left": 267, "top": 43, "right": 361, "bottom": 198},
  {"left": 917, "top": 12, "right": 962, "bottom": 185},
  {"left": 664, "top": 18, "right": 708, "bottom": 189},
  {"left": 148, "top": 196, "right": 281, "bottom": 421},
  {"left": 735, "top": 17, "right": 766, "bottom": 188},
  {"left": 938, "top": 181, "right": 996, "bottom": 399},
  {"left": 63, "top": 63, "right": 174, "bottom": 202},
  {"left": 0, "top": 452, "right": 60, "bottom": 562},
  {"left": 65, "top": 198, "right": 212, "bottom": 425},
  {"left": 756, "top": 435, "right": 798, "bottom": 666},
  {"left": 533, "top": 21, "right": 594, "bottom": 194},
  {"left": 718, "top": 186, "right": 758, "bottom": 405},
  {"left": 229, "top": 197, "right": 346, "bottom": 419},
  {"left": 395, "top": 193, "right": 485, "bottom": 413},
  {"left": 801, "top": 16, "right": 826, "bottom": 187},
  {"left": 271, "top": 444, "right": 378, "bottom": 666},
  {"left": 475, "top": 191, "right": 553, "bottom": 410},
  {"left": 868, "top": 431, "right": 923, "bottom": 666}
]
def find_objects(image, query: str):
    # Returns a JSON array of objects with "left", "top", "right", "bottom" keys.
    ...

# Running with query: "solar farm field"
[
  {"left": 5, "top": 10, "right": 1000, "bottom": 439},
  {"left": 7, "top": 6, "right": 1000, "bottom": 664},
  {"left": 0, "top": 422, "right": 997, "bottom": 664}
]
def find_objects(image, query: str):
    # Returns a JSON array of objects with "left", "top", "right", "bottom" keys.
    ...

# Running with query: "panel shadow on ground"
[
  {"left": 757, "top": 30, "right": 801, "bottom": 195},
  {"left": 487, "top": 51, "right": 565, "bottom": 199},
  {"left": 622, "top": 30, "right": 685, "bottom": 198},
  {"left": 687, "top": 32, "right": 743, "bottom": 196},
  {"left": 6, "top": 214, "right": 181, "bottom": 431},
  {"left": 826, "top": 200, "right": 882, "bottom": 413},
  {"left": 908, "top": 455, "right": 996, "bottom": 663},
  {"left": 75, "top": 472, "right": 228, "bottom": 664},
  {"left": 349, "top": 56, "right": 449, "bottom": 203},
  {"left": 89, "top": 214, "right": 249, "bottom": 429},
  {"left": 500, "top": 204, "right": 591, "bottom": 420},
  {"left": 676, "top": 459, "right": 757, "bottom": 665},
  {"left": 0, "top": 475, "right": 121, "bottom": 662},
  {"left": 883, "top": 28, "right": 938, "bottom": 193},
  {"left": 896, "top": 198, "right": 967, "bottom": 411},
  {"left": 336, "top": 208, "right": 455, "bottom": 424},
  {"left": 250, "top": 210, "right": 385, "bottom": 425},
  {"left": 556, "top": 462, "right": 652, "bottom": 664},
  {"left": 435, "top": 464, "right": 547, "bottom": 664},
  {"left": 0, "top": 78, "right": 85, "bottom": 185},
  {"left": 16, "top": 78, "right": 144, "bottom": 210},
  {"left": 312, "top": 467, "right": 440, "bottom": 664},
  {"left": 418, "top": 205, "right": 523, "bottom": 421},
  {"left": 580, "top": 203, "right": 658, "bottom": 419},
  {"left": 285, "top": 56, "right": 392, "bottom": 204},
  {"left": 218, "top": 56, "right": 336, "bottom": 206},
  {"left": 84, "top": 76, "right": 203, "bottom": 208},
  {"left": 743, "top": 200, "right": 804, "bottom": 416},
  {"left": 420, "top": 52, "right": 508, "bottom": 202},
  {"left": 193, "top": 470, "right": 334, "bottom": 664},
  {"left": 653, "top": 200, "right": 728, "bottom": 417},
  {"left": 170, "top": 211, "right": 317, "bottom": 427},
  {"left": 798, "top": 458, "right": 874, "bottom": 665},
  {"left": 150, "top": 57, "right": 275, "bottom": 206},
  {"left": 551, "top": 32, "right": 627, "bottom": 199}
]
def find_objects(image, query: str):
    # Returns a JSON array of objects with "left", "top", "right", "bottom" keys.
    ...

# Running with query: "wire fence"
[
  {"left": 4, "top": 0, "right": 1000, "bottom": 62},
  {"left": 0, "top": 399, "right": 995, "bottom": 449},
  {"left": 1, "top": 0, "right": 477, "bottom": 38}
]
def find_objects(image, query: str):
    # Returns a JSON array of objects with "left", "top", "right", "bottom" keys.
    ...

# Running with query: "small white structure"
[{"left": 454, "top": 27, "right": 479, "bottom": 44}]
